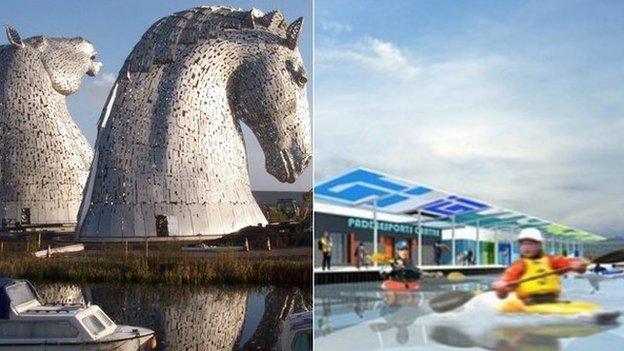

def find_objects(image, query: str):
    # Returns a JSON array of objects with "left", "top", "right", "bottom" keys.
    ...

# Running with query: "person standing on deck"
[
  {"left": 433, "top": 240, "right": 443, "bottom": 265},
  {"left": 492, "top": 228, "right": 587, "bottom": 304},
  {"left": 319, "top": 231, "right": 333, "bottom": 271},
  {"left": 355, "top": 241, "right": 367, "bottom": 269}
]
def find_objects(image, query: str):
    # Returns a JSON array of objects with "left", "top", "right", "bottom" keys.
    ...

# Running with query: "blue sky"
[
  {"left": 315, "top": 0, "right": 624, "bottom": 237},
  {"left": 0, "top": 0, "right": 312, "bottom": 191}
]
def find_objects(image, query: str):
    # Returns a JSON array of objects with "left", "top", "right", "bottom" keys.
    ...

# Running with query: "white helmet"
[{"left": 517, "top": 228, "right": 543, "bottom": 243}]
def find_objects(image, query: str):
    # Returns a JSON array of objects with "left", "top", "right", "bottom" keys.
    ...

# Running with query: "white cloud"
[
  {"left": 92, "top": 72, "right": 116, "bottom": 88},
  {"left": 320, "top": 21, "right": 352, "bottom": 33},
  {"left": 318, "top": 37, "right": 421, "bottom": 79},
  {"left": 314, "top": 36, "right": 624, "bottom": 237}
]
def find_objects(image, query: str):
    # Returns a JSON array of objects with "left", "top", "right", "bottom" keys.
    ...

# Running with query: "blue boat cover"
[{"left": 0, "top": 277, "right": 16, "bottom": 319}]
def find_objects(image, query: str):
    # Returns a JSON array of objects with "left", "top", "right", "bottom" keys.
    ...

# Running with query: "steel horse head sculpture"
[
  {"left": 0, "top": 26, "right": 101, "bottom": 225},
  {"left": 78, "top": 6, "right": 311, "bottom": 239}
]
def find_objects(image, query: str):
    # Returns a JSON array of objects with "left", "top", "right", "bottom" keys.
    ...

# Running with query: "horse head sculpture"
[
  {"left": 0, "top": 26, "right": 99, "bottom": 225},
  {"left": 229, "top": 15, "right": 311, "bottom": 183},
  {"left": 78, "top": 7, "right": 311, "bottom": 239}
]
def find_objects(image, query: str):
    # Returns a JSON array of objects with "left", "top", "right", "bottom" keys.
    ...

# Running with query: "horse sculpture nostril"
[{"left": 87, "top": 62, "right": 102, "bottom": 77}]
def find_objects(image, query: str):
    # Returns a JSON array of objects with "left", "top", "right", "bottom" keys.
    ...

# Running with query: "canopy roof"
[{"left": 315, "top": 168, "right": 605, "bottom": 242}]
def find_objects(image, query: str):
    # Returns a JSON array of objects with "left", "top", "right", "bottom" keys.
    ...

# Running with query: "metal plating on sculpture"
[
  {"left": 78, "top": 6, "right": 312, "bottom": 239},
  {"left": 0, "top": 26, "right": 101, "bottom": 225}
]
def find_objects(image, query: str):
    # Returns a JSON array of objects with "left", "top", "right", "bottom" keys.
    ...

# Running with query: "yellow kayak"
[{"left": 497, "top": 294, "right": 620, "bottom": 323}]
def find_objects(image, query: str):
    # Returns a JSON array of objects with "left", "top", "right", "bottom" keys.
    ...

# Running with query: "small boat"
[
  {"left": 0, "top": 278, "right": 157, "bottom": 350},
  {"left": 33, "top": 244, "right": 85, "bottom": 258},
  {"left": 588, "top": 269, "right": 624, "bottom": 278},
  {"left": 436, "top": 291, "right": 621, "bottom": 325},
  {"left": 381, "top": 279, "right": 421, "bottom": 292},
  {"left": 182, "top": 243, "right": 245, "bottom": 252},
  {"left": 494, "top": 292, "right": 621, "bottom": 324},
  {"left": 277, "top": 311, "right": 312, "bottom": 351},
  {"left": 380, "top": 267, "right": 422, "bottom": 292}
]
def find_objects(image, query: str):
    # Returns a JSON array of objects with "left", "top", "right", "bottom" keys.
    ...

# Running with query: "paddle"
[
  {"left": 589, "top": 250, "right": 624, "bottom": 264},
  {"left": 429, "top": 249, "right": 624, "bottom": 313}
]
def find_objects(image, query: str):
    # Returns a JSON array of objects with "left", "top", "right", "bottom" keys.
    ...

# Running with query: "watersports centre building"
[{"left": 314, "top": 168, "right": 605, "bottom": 269}]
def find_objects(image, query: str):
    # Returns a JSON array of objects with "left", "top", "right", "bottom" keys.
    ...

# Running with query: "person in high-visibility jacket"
[{"left": 492, "top": 228, "right": 587, "bottom": 304}]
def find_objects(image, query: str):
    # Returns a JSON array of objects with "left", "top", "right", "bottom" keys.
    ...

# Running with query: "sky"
[
  {"left": 315, "top": 0, "right": 624, "bottom": 238},
  {"left": 0, "top": 0, "right": 312, "bottom": 191}
]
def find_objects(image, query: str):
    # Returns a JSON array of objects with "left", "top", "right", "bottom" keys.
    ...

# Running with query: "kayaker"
[
  {"left": 492, "top": 228, "right": 587, "bottom": 303},
  {"left": 389, "top": 241, "right": 420, "bottom": 279},
  {"left": 593, "top": 263, "right": 607, "bottom": 273},
  {"left": 388, "top": 241, "right": 441, "bottom": 280}
]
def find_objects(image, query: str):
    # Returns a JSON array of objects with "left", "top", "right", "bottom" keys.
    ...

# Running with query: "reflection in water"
[
  {"left": 315, "top": 278, "right": 624, "bottom": 350},
  {"left": 37, "top": 283, "right": 85, "bottom": 305},
  {"left": 430, "top": 323, "right": 617, "bottom": 351},
  {"left": 37, "top": 283, "right": 310, "bottom": 351},
  {"left": 373, "top": 292, "right": 427, "bottom": 345}
]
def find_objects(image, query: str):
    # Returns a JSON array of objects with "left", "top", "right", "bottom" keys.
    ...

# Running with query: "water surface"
[
  {"left": 37, "top": 283, "right": 311, "bottom": 351},
  {"left": 315, "top": 275, "right": 624, "bottom": 350}
]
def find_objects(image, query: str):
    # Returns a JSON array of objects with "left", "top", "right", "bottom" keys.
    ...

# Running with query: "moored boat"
[
  {"left": 277, "top": 311, "right": 312, "bottom": 351},
  {"left": 0, "top": 278, "right": 157, "bottom": 350}
]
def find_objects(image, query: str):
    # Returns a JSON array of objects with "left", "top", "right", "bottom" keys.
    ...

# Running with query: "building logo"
[
  {"left": 315, "top": 168, "right": 489, "bottom": 217},
  {"left": 346, "top": 217, "right": 440, "bottom": 236}
]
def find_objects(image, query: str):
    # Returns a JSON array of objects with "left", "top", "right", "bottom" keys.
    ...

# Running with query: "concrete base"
[{"left": 314, "top": 264, "right": 506, "bottom": 285}]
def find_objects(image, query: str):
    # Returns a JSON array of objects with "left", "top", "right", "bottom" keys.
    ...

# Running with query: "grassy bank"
[{"left": 0, "top": 247, "right": 311, "bottom": 287}]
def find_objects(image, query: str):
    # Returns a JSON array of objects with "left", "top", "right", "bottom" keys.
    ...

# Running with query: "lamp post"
[
  {"left": 475, "top": 220, "right": 480, "bottom": 266},
  {"left": 451, "top": 215, "right": 456, "bottom": 266},
  {"left": 373, "top": 197, "right": 378, "bottom": 267},
  {"left": 417, "top": 210, "right": 423, "bottom": 266}
]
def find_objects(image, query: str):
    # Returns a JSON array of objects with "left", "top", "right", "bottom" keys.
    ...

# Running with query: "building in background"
[
  {"left": 314, "top": 201, "right": 442, "bottom": 267},
  {"left": 314, "top": 168, "right": 605, "bottom": 269}
]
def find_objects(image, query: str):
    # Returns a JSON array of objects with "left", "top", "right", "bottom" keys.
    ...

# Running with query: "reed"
[{"left": 0, "top": 247, "right": 311, "bottom": 287}]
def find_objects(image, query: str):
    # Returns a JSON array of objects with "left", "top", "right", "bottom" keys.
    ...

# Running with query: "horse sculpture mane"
[
  {"left": 78, "top": 6, "right": 311, "bottom": 240},
  {"left": 0, "top": 26, "right": 101, "bottom": 226},
  {"left": 122, "top": 6, "right": 296, "bottom": 73}
]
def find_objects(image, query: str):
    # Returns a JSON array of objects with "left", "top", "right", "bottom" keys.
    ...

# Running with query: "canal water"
[
  {"left": 315, "top": 274, "right": 624, "bottom": 350},
  {"left": 36, "top": 283, "right": 311, "bottom": 351}
]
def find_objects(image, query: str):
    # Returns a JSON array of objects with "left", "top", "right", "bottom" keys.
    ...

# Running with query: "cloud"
[
  {"left": 67, "top": 71, "right": 119, "bottom": 144},
  {"left": 91, "top": 72, "right": 116, "bottom": 88},
  {"left": 319, "top": 21, "right": 352, "bottom": 34},
  {"left": 317, "top": 37, "right": 421, "bottom": 79},
  {"left": 315, "top": 34, "right": 624, "bottom": 237},
  {"left": 80, "top": 72, "right": 117, "bottom": 106}
]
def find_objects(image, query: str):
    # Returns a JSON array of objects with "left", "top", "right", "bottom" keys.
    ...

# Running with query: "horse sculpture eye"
[
  {"left": 297, "top": 75, "right": 308, "bottom": 86},
  {"left": 90, "top": 55, "right": 96, "bottom": 60}
]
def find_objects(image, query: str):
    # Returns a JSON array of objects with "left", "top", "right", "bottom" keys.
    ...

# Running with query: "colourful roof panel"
[{"left": 315, "top": 167, "right": 604, "bottom": 241}]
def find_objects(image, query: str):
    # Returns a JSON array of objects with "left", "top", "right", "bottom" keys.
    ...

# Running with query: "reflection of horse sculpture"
[
  {"left": 0, "top": 27, "right": 101, "bottom": 225},
  {"left": 78, "top": 6, "right": 311, "bottom": 239}
]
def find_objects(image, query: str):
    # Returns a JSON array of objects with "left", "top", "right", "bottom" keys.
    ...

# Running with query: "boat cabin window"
[
  {"left": 0, "top": 321, "right": 79, "bottom": 338},
  {"left": 96, "top": 310, "right": 115, "bottom": 327},
  {"left": 81, "top": 314, "right": 106, "bottom": 335},
  {"left": 6, "top": 282, "right": 38, "bottom": 307},
  {"left": 291, "top": 330, "right": 312, "bottom": 351}
]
